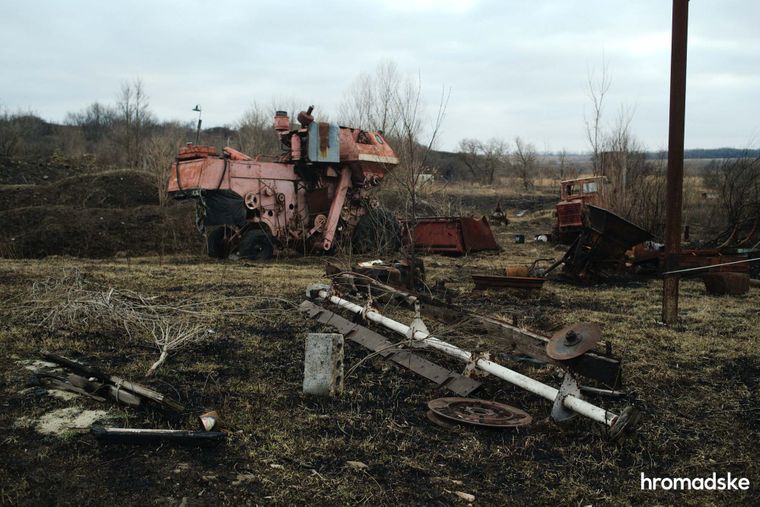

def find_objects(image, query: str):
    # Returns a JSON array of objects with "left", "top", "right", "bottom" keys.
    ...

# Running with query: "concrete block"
[{"left": 303, "top": 333, "right": 344, "bottom": 397}]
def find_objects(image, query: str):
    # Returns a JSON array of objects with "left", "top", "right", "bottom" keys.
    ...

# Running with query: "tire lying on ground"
[
  {"left": 352, "top": 207, "right": 402, "bottom": 255},
  {"left": 239, "top": 229, "right": 274, "bottom": 260}
]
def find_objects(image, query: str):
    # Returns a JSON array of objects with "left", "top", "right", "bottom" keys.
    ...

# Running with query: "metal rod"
[
  {"left": 661, "top": 256, "right": 760, "bottom": 275},
  {"left": 316, "top": 290, "right": 619, "bottom": 427},
  {"left": 662, "top": 0, "right": 690, "bottom": 324}
]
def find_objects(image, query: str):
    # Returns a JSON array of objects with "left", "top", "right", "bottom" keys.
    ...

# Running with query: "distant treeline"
[{"left": 644, "top": 148, "right": 760, "bottom": 160}]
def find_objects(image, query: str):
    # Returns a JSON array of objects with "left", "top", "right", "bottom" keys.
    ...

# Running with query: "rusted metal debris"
[
  {"left": 326, "top": 258, "right": 425, "bottom": 292},
  {"left": 40, "top": 351, "right": 184, "bottom": 412},
  {"left": 328, "top": 267, "right": 622, "bottom": 388},
  {"left": 634, "top": 247, "right": 751, "bottom": 275},
  {"left": 472, "top": 274, "right": 545, "bottom": 291},
  {"left": 91, "top": 427, "right": 225, "bottom": 445},
  {"left": 557, "top": 205, "right": 652, "bottom": 281},
  {"left": 298, "top": 300, "right": 482, "bottom": 397},
  {"left": 308, "top": 287, "right": 637, "bottom": 437},
  {"left": 702, "top": 272, "right": 750, "bottom": 295},
  {"left": 490, "top": 203, "right": 509, "bottom": 226},
  {"left": 546, "top": 323, "right": 602, "bottom": 361},
  {"left": 554, "top": 176, "right": 611, "bottom": 244},
  {"left": 427, "top": 397, "right": 532, "bottom": 429},
  {"left": 199, "top": 410, "right": 225, "bottom": 432},
  {"left": 404, "top": 216, "right": 500, "bottom": 255}
]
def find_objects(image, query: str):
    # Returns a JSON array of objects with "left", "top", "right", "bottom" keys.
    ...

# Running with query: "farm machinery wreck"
[{"left": 166, "top": 106, "right": 498, "bottom": 259}]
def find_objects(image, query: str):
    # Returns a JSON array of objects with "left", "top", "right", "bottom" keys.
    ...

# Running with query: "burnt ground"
[{"left": 0, "top": 227, "right": 758, "bottom": 505}]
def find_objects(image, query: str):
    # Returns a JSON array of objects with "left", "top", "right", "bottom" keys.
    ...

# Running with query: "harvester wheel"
[
  {"left": 352, "top": 208, "right": 401, "bottom": 254},
  {"left": 239, "top": 229, "right": 274, "bottom": 260},
  {"left": 207, "top": 226, "right": 232, "bottom": 259}
]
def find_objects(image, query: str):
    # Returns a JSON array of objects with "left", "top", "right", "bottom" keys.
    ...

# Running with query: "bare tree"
[
  {"left": 65, "top": 102, "right": 115, "bottom": 143},
  {"left": 457, "top": 138, "right": 510, "bottom": 184},
  {"left": 584, "top": 58, "right": 611, "bottom": 175},
  {"left": 706, "top": 154, "right": 760, "bottom": 228},
  {"left": 512, "top": 136, "right": 537, "bottom": 190},
  {"left": 338, "top": 60, "right": 403, "bottom": 134},
  {"left": 116, "top": 78, "right": 153, "bottom": 168},
  {"left": 557, "top": 148, "right": 569, "bottom": 181},
  {"left": 236, "top": 101, "right": 280, "bottom": 156}
]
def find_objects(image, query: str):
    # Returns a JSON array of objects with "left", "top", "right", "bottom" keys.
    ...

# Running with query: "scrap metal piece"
[
  {"left": 406, "top": 309, "right": 430, "bottom": 348},
  {"left": 91, "top": 426, "right": 226, "bottom": 445},
  {"left": 702, "top": 272, "right": 750, "bottom": 295},
  {"left": 351, "top": 280, "right": 622, "bottom": 387},
  {"left": 426, "top": 409, "right": 459, "bottom": 430},
  {"left": 551, "top": 373, "right": 581, "bottom": 422},
  {"left": 40, "top": 351, "right": 184, "bottom": 412},
  {"left": 404, "top": 216, "right": 500, "bottom": 255},
  {"left": 310, "top": 289, "right": 630, "bottom": 431},
  {"left": 608, "top": 406, "right": 641, "bottom": 441},
  {"left": 199, "top": 411, "right": 224, "bottom": 432},
  {"left": 428, "top": 397, "right": 532, "bottom": 428},
  {"left": 546, "top": 323, "right": 602, "bottom": 361},
  {"left": 562, "top": 205, "right": 652, "bottom": 280},
  {"left": 298, "top": 301, "right": 481, "bottom": 396}
]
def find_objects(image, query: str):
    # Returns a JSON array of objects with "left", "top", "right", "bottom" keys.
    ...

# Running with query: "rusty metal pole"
[{"left": 662, "top": 0, "right": 689, "bottom": 324}]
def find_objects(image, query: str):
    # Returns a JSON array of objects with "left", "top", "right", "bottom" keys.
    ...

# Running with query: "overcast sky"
[{"left": 1, "top": 0, "right": 758, "bottom": 152}]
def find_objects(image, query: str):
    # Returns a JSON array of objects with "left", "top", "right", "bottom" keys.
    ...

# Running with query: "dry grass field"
[{"left": 1, "top": 211, "right": 757, "bottom": 505}]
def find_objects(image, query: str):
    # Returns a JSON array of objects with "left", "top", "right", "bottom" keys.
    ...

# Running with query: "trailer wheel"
[
  {"left": 239, "top": 229, "right": 274, "bottom": 260},
  {"left": 352, "top": 208, "right": 401, "bottom": 254},
  {"left": 207, "top": 226, "right": 232, "bottom": 259}
]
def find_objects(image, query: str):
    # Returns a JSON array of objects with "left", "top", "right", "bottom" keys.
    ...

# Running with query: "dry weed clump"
[
  {"left": 26, "top": 268, "right": 208, "bottom": 376},
  {"left": 24, "top": 268, "right": 298, "bottom": 377}
]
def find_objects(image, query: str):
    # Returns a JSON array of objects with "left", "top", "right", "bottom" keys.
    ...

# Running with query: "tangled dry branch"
[{"left": 26, "top": 269, "right": 295, "bottom": 377}]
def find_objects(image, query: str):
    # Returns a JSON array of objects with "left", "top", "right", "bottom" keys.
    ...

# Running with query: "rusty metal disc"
[
  {"left": 426, "top": 410, "right": 459, "bottom": 430},
  {"left": 546, "top": 322, "right": 602, "bottom": 361},
  {"left": 427, "top": 397, "right": 532, "bottom": 428}
]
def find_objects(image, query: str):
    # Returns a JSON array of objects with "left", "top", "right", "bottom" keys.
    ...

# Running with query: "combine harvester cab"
[
  {"left": 554, "top": 176, "right": 610, "bottom": 244},
  {"left": 166, "top": 107, "right": 399, "bottom": 259}
]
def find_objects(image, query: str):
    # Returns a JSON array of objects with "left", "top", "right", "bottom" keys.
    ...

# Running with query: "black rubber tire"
[
  {"left": 239, "top": 229, "right": 274, "bottom": 260},
  {"left": 352, "top": 208, "right": 402, "bottom": 255},
  {"left": 207, "top": 226, "right": 231, "bottom": 259}
]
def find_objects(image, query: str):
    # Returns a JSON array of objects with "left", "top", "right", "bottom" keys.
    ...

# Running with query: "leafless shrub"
[
  {"left": 139, "top": 318, "right": 206, "bottom": 377},
  {"left": 141, "top": 123, "right": 188, "bottom": 206},
  {"left": 705, "top": 155, "right": 760, "bottom": 228},
  {"left": 512, "top": 137, "right": 537, "bottom": 191}
]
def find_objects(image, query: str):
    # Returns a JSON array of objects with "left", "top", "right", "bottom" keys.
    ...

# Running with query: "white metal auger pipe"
[{"left": 317, "top": 290, "right": 617, "bottom": 427}]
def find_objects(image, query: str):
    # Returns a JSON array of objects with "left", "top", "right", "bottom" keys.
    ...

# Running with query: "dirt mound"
[
  {"left": 0, "top": 169, "right": 158, "bottom": 211},
  {"left": 0, "top": 203, "right": 201, "bottom": 258},
  {"left": 0, "top": 154, "right": 100, "bottom": 185}
]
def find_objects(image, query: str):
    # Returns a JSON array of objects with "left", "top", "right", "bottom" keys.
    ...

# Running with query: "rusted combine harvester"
[{"left": 167, "top": 107, "right": 399, "bottom": 259}]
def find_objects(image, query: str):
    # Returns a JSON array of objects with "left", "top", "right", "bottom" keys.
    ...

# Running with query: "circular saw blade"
[
  {"left": 427, "top": 397, "right": 532, "bottom": 428},
  {"left": 546, "top": 322, "right": 602, "bottom": 360}
]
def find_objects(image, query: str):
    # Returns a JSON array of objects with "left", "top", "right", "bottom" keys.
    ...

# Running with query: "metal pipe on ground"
[{"left": 313, "top": 289, "right": 631, "bottom": 430}]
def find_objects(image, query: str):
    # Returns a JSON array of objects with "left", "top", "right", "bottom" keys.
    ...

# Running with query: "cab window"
[{"left": 582, "top": 181, "right": 598, "bottom": 193}]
